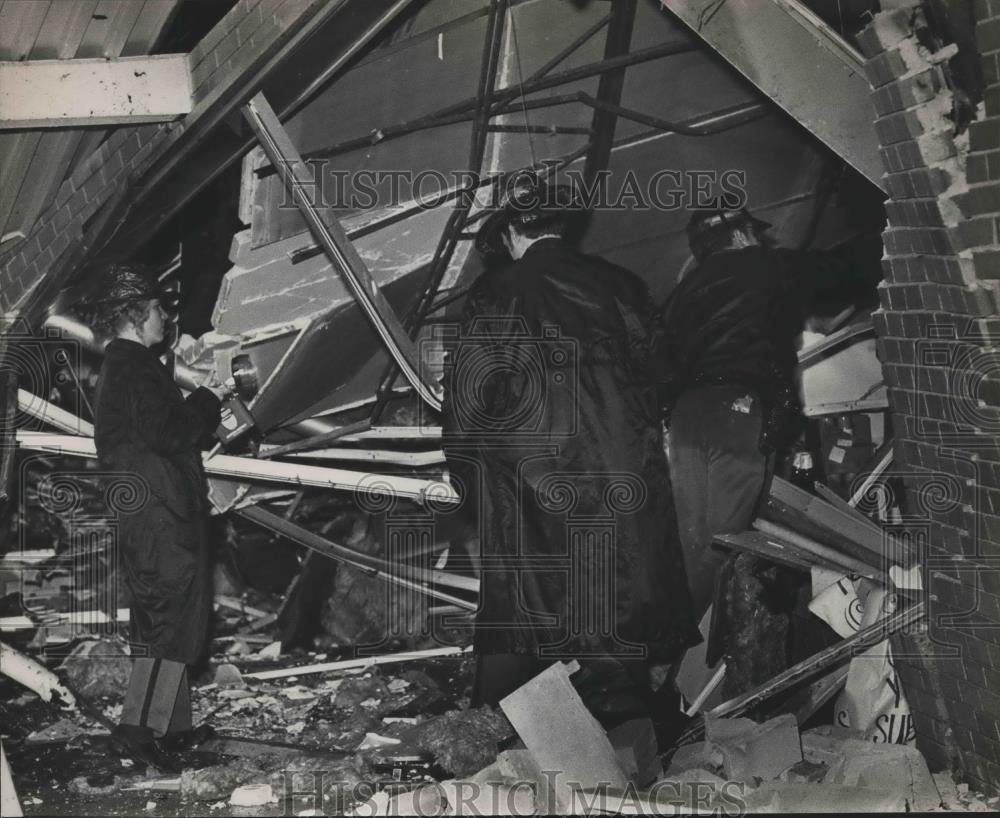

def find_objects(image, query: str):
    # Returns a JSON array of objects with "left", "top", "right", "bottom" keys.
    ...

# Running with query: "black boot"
[
  {"left": 156, "top": 723, "right": 216, "bottom": 753},
  {"left": 110, "top": 725, "right": 178, "bottom": 772}
]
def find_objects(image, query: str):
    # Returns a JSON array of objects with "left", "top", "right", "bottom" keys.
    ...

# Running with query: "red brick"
[
  {"left": 875, "top": 108, "right": 926, "bottom": 145},
  {"left": 973, "top": 249, "right": 1000, "bottom": 279},
  {"left": 878, "top": 139, "right": 928, "bottom": 173},
  {"left": 865, "top": 47, "right": 910, "bottom": 87},
  {"left": 976, "top": 17, "right": 1000, "bottom": 53},
  {"left": 953, "top": 217, "right": 1000, "bottom": 256},
  {"left": 872, "top": 68, "right": 944, "bottom": 117},
  {"left": 970, "top": 117, "right": 1000, "bottom": 152}
]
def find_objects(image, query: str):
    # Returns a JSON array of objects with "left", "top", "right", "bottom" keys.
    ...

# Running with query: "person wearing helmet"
[
  {"left": 441, "top": 171, "right": 699, "bottom": 734},
  {"left": 84, "top": 264, "right": 225, "bottom": 768},
  {"left": 655, "top": 204, "right": 855, "bottom": 626}
]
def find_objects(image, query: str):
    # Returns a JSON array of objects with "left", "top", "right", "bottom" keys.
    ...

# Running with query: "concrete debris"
[
  {"left": 500, "top": 661, "right": 628, "bottom": 813},
  {"left": 58, "top": 638, "right": 132, "bottom": 700},
  {"left": 228, "top": 783, "right": 277, "bottom": 807},
  {"left": 333, "top": 674, "right": 391, "bottom": 710},
  {"left": 25, "top": 717, "right": 104, "bottom": 743},
  {"left": 744, "top": 780, "right": 908, "bottom": 813},
  {"left": 355, "top": 732, "right": 401, "bottom": 750},
  {"left": 663, "top": 741, "right": 724, "bottom": 778},
  {"left": 819, "top": 735, "right": 939, "bottom": 811},
  {"left": 607, "top": 718, "right": 661, "bottom": 786},
  {"left": 706, "top": 714, "right": 803, "bottom": 781},
  {"left": 212, "top": 663, "right": 245, "bottom": 689},
  {"left": 257, "top": 641, "right": 282, "bottom": 659},
  {"left": 404, "top": 706, "right": 515, "bottom": 777},
  {"left": 180, "top": 765, "right": 266, "bottom": 802}
]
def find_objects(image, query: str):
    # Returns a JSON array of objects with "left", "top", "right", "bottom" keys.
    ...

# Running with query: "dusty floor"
[{"left": 2, "top": 654, "right": 482, "bottom": 817}]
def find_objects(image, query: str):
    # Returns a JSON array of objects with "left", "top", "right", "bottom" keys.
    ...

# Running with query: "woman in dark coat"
[
  {"left": 87, "top": 265, "right": 223, "bottom": 765},
  {"left": 441, "top": 175, "right": 699, "bottom": 723}
]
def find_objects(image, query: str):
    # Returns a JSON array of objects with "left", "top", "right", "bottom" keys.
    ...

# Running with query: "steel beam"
[
  {"left": 659, "top": 0, "right": 883, "bottom": 187},
  {"left": 15, "top": 430, "right": 458, "bottom": 504},
  {"left": 241, "top": 92, "right": 442, "bottom": 412},
  {"left": 238, "top": 505, "right": 478, "bottom": 610},
  {"left": 582, "top": 0, "right": 637, "bottom": 185}
]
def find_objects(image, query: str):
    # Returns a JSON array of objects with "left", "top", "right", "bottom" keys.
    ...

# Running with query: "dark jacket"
[
  {"left": 656, "top": 245, "right": 851, "bottom": 449},
  {"left": 441, "top": 238, "right": 699, "bottom": 661},
  {"left": 94, "top": 339, "right": 221, "bottom": 665}
]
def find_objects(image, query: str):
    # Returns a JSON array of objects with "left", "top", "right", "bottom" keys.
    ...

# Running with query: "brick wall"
[
  {"left": 0, "top": 0, "right": 330, "bottom": 325},
  {"left": 0, "top": 124, "right": 171, "bottom": 318},
  {"left": 859, "top": 0, "right": 1000, "bottom": 794}
]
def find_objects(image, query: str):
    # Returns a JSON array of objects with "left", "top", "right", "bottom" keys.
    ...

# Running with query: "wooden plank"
[
  {"left": 500, "top": 661, "right": 628, "bottom": 813},
  {"left": 0, "top": 370, "right": 16, "bottom": 503},
  {"left": 767, "top": 475, "right": 896, "bottom": 564},
  {"left": 714, "top": 531, "right": 820, "bottom": 574},
  {"left": 812, "top": 481, "right": 882, "bottom": 533},
  {"left": 753, "top": 519, "right": 887, "bottom": 583},
  {"left": 0, "top": 54, "right": 192, "bottom": 128}
]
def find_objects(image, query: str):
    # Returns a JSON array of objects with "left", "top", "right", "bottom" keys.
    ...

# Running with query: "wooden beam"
[{"left": 0, "top": 55, "right": 191, "bottom": 129}]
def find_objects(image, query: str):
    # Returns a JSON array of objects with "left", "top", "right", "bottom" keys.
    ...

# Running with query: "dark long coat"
[
  {"left": 94, "top": 339, "right": 221, "bottom": 665},
  {"left": 441, "top": 239, "right": 699, "bottom": 662}
]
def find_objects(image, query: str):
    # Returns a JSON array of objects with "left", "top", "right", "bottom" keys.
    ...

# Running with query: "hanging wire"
[{"left": 507, "top": 1, "right": 539, "bottom": 167}]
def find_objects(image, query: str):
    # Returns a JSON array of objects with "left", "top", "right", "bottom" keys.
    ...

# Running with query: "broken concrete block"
[
  {"left": 607, "top": 718, "right": 660, "bottom": 786},
  {"left": 825, "top": 739, "right": 940, "bottom": 811},
  {"left": 495, "top": 749, "right": 555, "bottom": 814},
  {"left": 706, "top": 714, "right": 802, "bottom": 781},
  {"left": 404, "top": 707, "right": 514, "bottom": 777},
  {"left": 500, "top": 661, "right": 628, "bottom": 813},
  {"left": 663, "top": 741, "right": 724, "bottom": 777},
  {"left": 746, "top": 780, "right": 907, "bottom": 813},
  {"left": 932, "top": 770, "right": 960, "bottom": 808},
  {"left": 213, "top": 663, "right": 245, "bottom": 689},
  {"left": 58, "top": 638, "right": 132, "bottom": 700}
]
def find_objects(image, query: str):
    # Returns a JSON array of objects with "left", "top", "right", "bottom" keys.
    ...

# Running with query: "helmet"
[
  {"left": 87, "top": 264, "right": 180, "bottom": 314},
  {"left": 475, "top": 170, "right": 585, "bottom": 256},
  {"left": 686, "top": 205, "right": 771, "bottom": 260}
]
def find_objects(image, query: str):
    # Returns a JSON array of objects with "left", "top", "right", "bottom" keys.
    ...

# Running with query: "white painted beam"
[{"left": 0, "top": 54, "right": 191, "bottom": 129}]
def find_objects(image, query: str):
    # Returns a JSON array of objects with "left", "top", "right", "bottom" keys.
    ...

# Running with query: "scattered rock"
[
  {"left": 607, "top": 718, "right": 660, "bottom": 786},
  {"left": 706, "top": 714, "right": 802, "bottom": 781},
  {"left": 25, "top": 716, "right": 103, "bottom": 743},
  {"left": 405, "top": 707, "right": 515, "bottom": 777},
  {"left": 334, "top": 675, "right": 391, "bottom": 710},
  {"left": 824, "top": 738, "right": 940, "bottom": 811},
  {"left": 59, "top": 638, "right": 131, "bottom": 700},
  {"left": 180, "top": 764, "right": 266, "bottom": 801},
  {"left": 257, "top": 641, "right": 282, "bottom": 659},
  {"left": 744, "top": 780, "right": 907, "bottom": 813},
  {"left": 213, "top": 663, "right": 245, "bottom": 689},
  {"left": 229, "top": 783, "right": 277, "bottom": 807},
  {"left": 663, "top": 741, "right": 724, "bottom": 778}
]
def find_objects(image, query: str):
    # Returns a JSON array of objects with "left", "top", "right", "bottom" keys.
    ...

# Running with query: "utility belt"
[{"left": 678, "top": 371, "right": 800, "bottom": 455}]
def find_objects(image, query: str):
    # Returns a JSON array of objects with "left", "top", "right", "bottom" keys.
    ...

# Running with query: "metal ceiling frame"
[{"left": 241, "top": 91, "right": 443, "bottom": 413}]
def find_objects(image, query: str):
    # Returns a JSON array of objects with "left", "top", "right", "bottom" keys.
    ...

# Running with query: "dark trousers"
[
  {"left": 667, "top": 385, "right": 771, "bottom": 621},
  {"left": 119, "top": 657, "right": 192, "bottom": 741}
]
